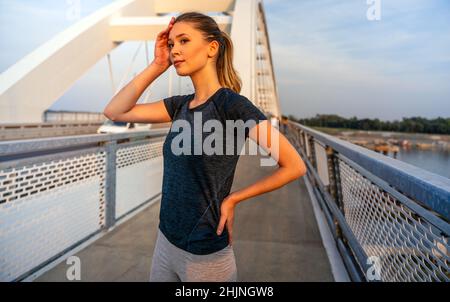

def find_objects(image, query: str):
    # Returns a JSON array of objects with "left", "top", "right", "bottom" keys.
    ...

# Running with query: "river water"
[{"left": 395, "top": 148, "right": 450, "bottom": 179}]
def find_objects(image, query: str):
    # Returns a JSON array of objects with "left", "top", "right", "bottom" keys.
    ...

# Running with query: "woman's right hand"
[{"left": 152, "top": 16, "right": 175, "bottom": 71}]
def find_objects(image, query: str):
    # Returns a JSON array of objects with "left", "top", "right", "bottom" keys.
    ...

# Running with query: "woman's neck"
[{"left": 190, "top": 65, "right": 222, "bottom": 103}]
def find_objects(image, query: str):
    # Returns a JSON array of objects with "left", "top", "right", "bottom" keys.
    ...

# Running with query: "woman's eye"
[{"left": 168, "top": 39, "right": 188, "bottom": 48}]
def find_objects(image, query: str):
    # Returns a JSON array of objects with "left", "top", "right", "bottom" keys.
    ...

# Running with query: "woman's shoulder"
[
  {"left": 221, "top": 87, "right": 242, "bottom": 99},
  {"left": 217, "top": 88, "right": 267, "bottom": 122},
  {"left": 163, "top": 93, "right": 195, "bottom": 119},
  {"left": 219, "top": 87, "right": 248, "bottom": 107},
  {"left": 164, "top": 92, "right": 194, "bottom": 102}
]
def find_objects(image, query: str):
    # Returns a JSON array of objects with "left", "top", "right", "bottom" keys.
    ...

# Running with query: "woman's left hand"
[{"left": 216, "top": 194, "right": 237, "bottom": 246}]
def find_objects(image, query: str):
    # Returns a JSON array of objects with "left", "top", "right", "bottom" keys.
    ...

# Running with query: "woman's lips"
[{"left": 174, "top": 60, "right": 185, "bottom": 67}]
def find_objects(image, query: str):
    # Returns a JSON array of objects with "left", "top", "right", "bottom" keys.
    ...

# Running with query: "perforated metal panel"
[
  {"left": 115, "top": 141, "right": 164, "bottom": 218},
  {"left": 339, "top": 159, "right": 449, "bottom": 281},
  {"left": 0, "top": 151, "right": 106, "bottom": 281},
  {"left": 314, "top": 141, "right": 330, "bottom": 186},
  {"left": 304, "top": 133, "right": 310, "bottom": 157}
]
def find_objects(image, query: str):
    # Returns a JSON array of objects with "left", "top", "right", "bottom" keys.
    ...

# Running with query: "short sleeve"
[
  {"left": 163, "top": 94, "right": 188, "bottom": 120},
  {"left": 224, "top": 94, "right": 268, "bottom": 138}
]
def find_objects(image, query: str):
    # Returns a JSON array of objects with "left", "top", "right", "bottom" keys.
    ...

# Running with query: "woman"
[{"left": 103, "top": 12, "right": 306, "bottom": 282}]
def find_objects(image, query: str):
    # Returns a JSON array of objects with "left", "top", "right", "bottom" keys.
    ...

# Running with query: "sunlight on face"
[{"left": 168, "top": 22, "right": 218, "bottom": 76}]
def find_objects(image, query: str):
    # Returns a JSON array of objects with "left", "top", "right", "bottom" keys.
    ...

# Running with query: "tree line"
[{"left": 283, "top": 114, "right": 450, "bottom": 135}]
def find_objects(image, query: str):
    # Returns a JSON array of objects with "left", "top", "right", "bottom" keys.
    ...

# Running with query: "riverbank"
[
  {"left": 311, "top": 127, "right": 450, "bottom": 178},
  {"left": 313, "top": 127, "right": 450, "bottom": 154}
]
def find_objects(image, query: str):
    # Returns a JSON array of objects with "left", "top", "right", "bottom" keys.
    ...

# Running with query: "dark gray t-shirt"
[{"left": 160, "top": 87, "right": 267, "bottom": 255}]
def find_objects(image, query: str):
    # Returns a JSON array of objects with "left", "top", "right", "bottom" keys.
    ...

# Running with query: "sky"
[{"left": 1, "top": 0, "right": 449, "bottom": 121}]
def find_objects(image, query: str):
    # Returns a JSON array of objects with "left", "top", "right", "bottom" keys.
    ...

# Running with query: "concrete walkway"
[{"left": 36, "top": 153, "right": 334, "bottom": 282}]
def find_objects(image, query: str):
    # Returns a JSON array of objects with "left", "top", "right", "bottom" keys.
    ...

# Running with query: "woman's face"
[{"left": 168, "top": 22, "right": 219, "bottom": 76}]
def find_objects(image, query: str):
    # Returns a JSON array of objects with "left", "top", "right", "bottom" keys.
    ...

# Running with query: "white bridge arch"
[{"left": 0, "top": 0, "right": 280, "bottom": 123}]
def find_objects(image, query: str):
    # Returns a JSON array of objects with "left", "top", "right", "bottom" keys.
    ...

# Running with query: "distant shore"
[{"left": 312, "top": 127, "right": 450, "bottom": 155}]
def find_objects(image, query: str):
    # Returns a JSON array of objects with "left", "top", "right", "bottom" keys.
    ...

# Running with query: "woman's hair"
[{"left": 174, "top": 12, "right": 242, "bottom": 93}]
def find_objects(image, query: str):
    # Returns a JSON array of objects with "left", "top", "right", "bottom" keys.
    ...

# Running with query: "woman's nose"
[
  {"left": 171, "top": 47, "right": 180, "bottom": 57},
  {"left": 171, "top": 42, "right": 182, "bottom": 54}
]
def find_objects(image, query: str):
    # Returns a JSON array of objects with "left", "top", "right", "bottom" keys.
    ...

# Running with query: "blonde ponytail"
[{"left": 216, "top": 30, "right": 242, "bottom": 93}]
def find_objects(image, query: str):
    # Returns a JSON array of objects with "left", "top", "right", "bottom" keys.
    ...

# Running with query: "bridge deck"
[{"left": 36, "top": 153, "right": 334, "bottom": 282}]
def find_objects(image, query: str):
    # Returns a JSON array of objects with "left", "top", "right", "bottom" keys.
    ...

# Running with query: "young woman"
[{"left": 103, "top": 12, "right": 306, "bottom": 282}]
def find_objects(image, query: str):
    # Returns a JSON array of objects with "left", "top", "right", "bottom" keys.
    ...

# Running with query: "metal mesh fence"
[
  {"left": 0, "top": 151, "right": 106, "bottom": 281},
  {"left": 283, "top": 122, "right": 450, "bottom": 282},
  {"left": 339, "top": 158, "right": 449, "bottom": 281},
  {"left": 0, "top": 132, "right": 167, "bottom": 281}
]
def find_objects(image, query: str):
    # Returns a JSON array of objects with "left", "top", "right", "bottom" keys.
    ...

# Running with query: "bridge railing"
[
  {"left": 0, "top": 129, "right": 168, "bottom": 281},
  {"left": 282, "top": 121, "right": 449, "bottom": 282},
  {"left": 0, "top": 121, "right": 104, "bottom": 141}
]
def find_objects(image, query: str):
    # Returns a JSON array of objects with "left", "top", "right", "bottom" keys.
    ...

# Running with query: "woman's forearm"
[
  {"left": 103, "top": 62, "right": 166, "bottom": 119},
  {"left": 229, "top": 166, "right": 304, "bottom": 206}
]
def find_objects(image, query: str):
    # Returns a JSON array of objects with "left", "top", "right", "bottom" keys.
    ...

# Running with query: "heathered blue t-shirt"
[{"left": 160, "top": 87, "right": 267, "bottom": 255}]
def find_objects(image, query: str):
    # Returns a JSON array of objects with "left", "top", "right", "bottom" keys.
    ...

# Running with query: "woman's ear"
[{"left": 208, "top": 40, "right": 220, "bottom": 58}]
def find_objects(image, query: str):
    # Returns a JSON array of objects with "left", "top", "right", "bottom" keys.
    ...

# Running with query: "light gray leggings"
[{"left": 149, "top": 229, "right": 238, "bottom": 282}]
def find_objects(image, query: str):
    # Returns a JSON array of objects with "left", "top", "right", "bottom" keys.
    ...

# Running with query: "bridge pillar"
[{"left": 104, "top": 140, "right": 117, "bottom": 230}]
